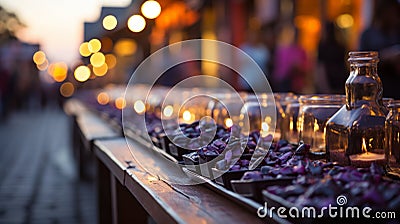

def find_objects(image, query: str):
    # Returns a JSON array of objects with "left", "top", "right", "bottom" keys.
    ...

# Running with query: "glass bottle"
[
  {"left": 386, "top": 101, "right": 400, "bottom": 169},
  {"left": 325, "top": 51, "right": 388, "bottom": 166}
]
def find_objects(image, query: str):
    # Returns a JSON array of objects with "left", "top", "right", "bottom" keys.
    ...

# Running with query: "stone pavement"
[{"left": 0, "top": 108, "right": 97, "bottom": 224}]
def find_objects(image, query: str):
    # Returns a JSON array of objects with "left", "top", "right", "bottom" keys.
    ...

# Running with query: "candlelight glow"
[
  {"left": 114, "top": 39, "right": 137, "bottom": 56},
  {"left": 102, "top": 15, "right": 117, "bottom": 30},
  {"left": 362, "top": 138, "right": 367, "bottom": 153},
  {"left": 74, "top": 65, "right": 91, "bottom": 82},
  {"left": 182, "top": 110, "right": 192, "bottom": 122},
  {"left": 224, "top": 118, "right": 233, "bottom": 128},
  {"left": 97, "top": 92, "right": 110, "bottom": 105},
  {"left": 90, "top": 52, "right": 105, "bottom": 67},
  {"left": 33, "top": 51, "right": 46, "bottom": 65},
  {"left": 88, "top": 38, "right": 101, "bottom": 53},
  {"left": 314, "top": 120, "right": 319, "bottom": 132},
  {"left": 141, "top": 0, "right": 161, "bottom": 19},
  {"left": 105, "top": 54, "right": 117, "bottom": 69},
  {"left": 163, "top": 105, "right": 174, "bottom": 117},
  {"left": 134, "top": 100, "right": 146, "bottom": 114},
  {"left": 289, "top": 117, "right": 294, "bottom": 131},
  {"left": 336, "top": 14, "right": 354, "bottom": 29},
  {"left": 79, "top": 42, "right": 91, "bottom": 57},
  {"left": 115, "top": 97, "right": 126, "bottom": 110},
  {"left": 59, "top": 82, "right": 75, "bottom": 97},
  {"left": 52, "top": 62, "right": 68, "bottom": 82},
  {"left": 36, "top": 59, "right": 48, "bottom": 71},
  {"left": 262, "top": 122, "right": 269, "bottom": 132},
  {"left": 127, "top": 15, "right": 146, "bottom": 32},
  {"left": 93, "top": 63, "right": 108, "bottom": 76}
]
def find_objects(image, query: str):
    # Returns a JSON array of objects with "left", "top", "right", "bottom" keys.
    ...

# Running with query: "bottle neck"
[{"left": 345, "top": 63, "right": 385, "bottom": 112}]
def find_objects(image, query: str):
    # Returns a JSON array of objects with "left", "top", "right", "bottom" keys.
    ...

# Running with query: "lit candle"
[{"left": 349, "top": 138, "right": 386, "bottom": 167}]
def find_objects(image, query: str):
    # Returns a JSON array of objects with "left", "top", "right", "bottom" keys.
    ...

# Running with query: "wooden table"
[
  {"left": 64, "top": 99, "right": 287, "bottom": 224},
  {"left": 64, "top": 99, "right": 121, "bottom": 179},
  {"left": 94, "top": 138, "right": 287, "bottom": 224}
]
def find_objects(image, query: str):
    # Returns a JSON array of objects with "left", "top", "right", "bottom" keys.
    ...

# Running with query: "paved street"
[{"left": 0, "top": 108, "right": 97, "bottom": 224}]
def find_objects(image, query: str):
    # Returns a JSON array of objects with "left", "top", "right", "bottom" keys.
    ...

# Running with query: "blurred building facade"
[
  {"left": 81, "top": 0, "right": 398, "bottom": 95},
  {"left": 0, "top": 6, "right": 41, "bottom": 118}
]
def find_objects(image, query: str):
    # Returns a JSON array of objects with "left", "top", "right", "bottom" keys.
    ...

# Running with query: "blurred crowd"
[
  {"left": 0, "top": 39, "right": 63, "bottom": 122},
  {"left": 238, "top": 0, "right": 400, "bottom": 97}
]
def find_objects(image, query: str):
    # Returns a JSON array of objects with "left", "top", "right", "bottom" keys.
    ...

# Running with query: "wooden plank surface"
[
  {"left": 63, "top": 98, "right": 88, "bottom": 116},
  {"left": 93, "top": 138, "right": 270, "bottom": 224},
  {"left": 94, "top": 138, "right": 133, "bottom": 185},
  {"left": 76, "top": 112, "right": 120, "bottom": 151}
]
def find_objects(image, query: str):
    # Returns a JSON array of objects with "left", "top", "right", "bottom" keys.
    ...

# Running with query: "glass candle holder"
[
  {"left": 239, "top": 93, "right": 276, "bottom": 138},
  {"left": 209, "top": 97, "right": 245, "bottom": 129},
  {"left": 282, "top": 97, "right": 300, "bottom": 144},
  {"left": 386, "top": 101, "right": 400, "bottom": 169},
  {"left": 297, "top": 94, "right": 345, "bottom": 155},
  {"left": 274, "top": 92, "right": 297, "bottom": 142}
]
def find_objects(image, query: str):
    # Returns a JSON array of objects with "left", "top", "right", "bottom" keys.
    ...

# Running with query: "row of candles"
[{"left": 91, "top": 83, "right": 399, "bottom": 169}]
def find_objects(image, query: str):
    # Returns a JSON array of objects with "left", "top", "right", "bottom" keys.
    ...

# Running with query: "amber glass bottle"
[{"left": 325, "top": 51, "right": 388, "bottom": 166}]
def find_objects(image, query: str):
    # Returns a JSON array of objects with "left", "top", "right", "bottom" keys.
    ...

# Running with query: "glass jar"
[
  {"left": 239, "top": 93, "right": 276, "bottom": 138},
  {"left": 325, "top": 51, "right": 388, "bottom": 167},
  {"left": 282, "top": 97, "right": 300, "bottom": 144},
  {"left": 274, "top": 92, "right": 296, "bottom": 141},
  {"left": 209, "top": 97, "right": 245, "bottom": 128},
  {"left": 298, "top": 94, "right": 345, "bottom": 155},
  {"left": 386, "top": 101, "right": 400, "bottom": 169}
]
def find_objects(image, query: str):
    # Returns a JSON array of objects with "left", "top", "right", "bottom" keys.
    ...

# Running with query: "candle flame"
[
  {"left": 289, "top": 117, "right": 294, "bottom": 131},
  {"left": 182, "top": 110, "right": 192, "bottom": 122},
  {"left": 362, "top": 137, "right": 367, "bottom": 154},
  {"left": 224, "top": 118, "right": 233, "bottom": 128},
  {"left": 313, "top": 120, "right": 319, "bottom": 132}
]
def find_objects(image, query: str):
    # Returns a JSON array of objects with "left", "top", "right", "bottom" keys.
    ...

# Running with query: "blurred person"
[
  {"left": 360, "top": 0, "right": 400, "bottom": 98},
  {"left": 0, "top": 63, "right": 10, "bottom": 121},
  {"left": 272, "top": 23, "right": 309, "bottom": 93},
  {"left": 316, "top": 22, "right": 347, "bottom": 94},
  {"left": 238, "top": 29, "right": 270, "bottom": 92}
]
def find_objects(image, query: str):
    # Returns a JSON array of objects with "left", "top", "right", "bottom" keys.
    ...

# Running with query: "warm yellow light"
[
  {"left": 33, "top": 51, "right": 46, "bottom": 65},
  {"left": 115, "top": 97, "right": 126, "bottom": 110},
  {"left": 134, "top": 100, "right": 146, "bottom": 114},
  {"left": 141, "top": 0, "right": 161, "bottom": 19},
  {"left": 313, "top": 120, "right": 320, "bottom": 132},
  {"left": 74, "top": 65, "right": 91, "bottom": 82},
  {"left": 88, "top": 38, "right": 101, "bottom": 53},
  {"left": 362, "top": 137, "right": 367, "bottom": 153},
  {"left": 79, "top": 42, "right": 91, "bottom": 57},
  {"left": 60, "top": 82, "right": 75, "bottom": 97},
  {"left": 93, "top": 63, "right": 108, "bottom": 76},
  {"left": 105, "top": 54, "right": 117, "bottom": 69},
  {"left": 97, "top": 92, "right": 110, "bottom": 105},
  {"left": 336, "top": 14, "right": 354, "bottom": 29},
  {"left": 264, "top": 116, "right": 272, "bottom": 124},
  {"left": 52, "top": 62, "right": 68, "bottom": 82},
  {"left": 103, "top": 15, "right": 118, "bottom": 30},
  {"left": 182, "top": 110, "right": 191, "bottom": 122},
  {"left": 163, "top": 105, "right": 174, "bottom": 117},
  {"left": 224, "top": 118, "right": 233, "bottom": 128},
  {"left": 47, "top": 63, "right": 55, "bottom": 77},
  {"left": 36, "top": 59, "right": 48, "bottom": 71},
  {"left": 262, "top": 122, "right": 269, "bottom": 132},
  {"left": 90, "top": 52, "right": 105, "bottom": 67},
  {"left": 114, "top": 38, "right": 137, "bottom": 57},
  {"left": 127, "top": 15, "right": 146, "bottom": 32}
]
